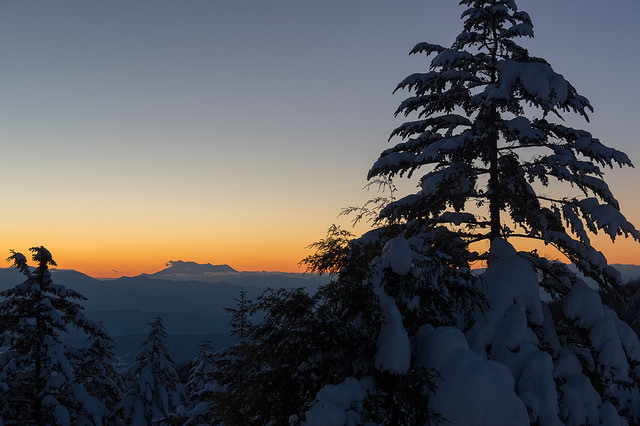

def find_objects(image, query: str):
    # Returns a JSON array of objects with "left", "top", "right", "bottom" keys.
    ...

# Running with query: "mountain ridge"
[{"left": 142, "top": 260, "right": 240, "bottom": 280}]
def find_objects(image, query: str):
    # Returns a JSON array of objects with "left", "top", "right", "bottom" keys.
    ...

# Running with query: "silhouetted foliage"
[
  {"left": 366, "top": 0, "right": 638, "bottom": 290},
  {"left": 0, "top": 247, "right": 114, "bottom": 425}
]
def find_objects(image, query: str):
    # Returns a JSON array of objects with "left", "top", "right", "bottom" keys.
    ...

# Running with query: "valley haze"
[
  {"left": 0, "top": 260, "right": 329, "bottom": 365},
  {"left": 0, "top": 260, "right": 638, "bottom": 365}
]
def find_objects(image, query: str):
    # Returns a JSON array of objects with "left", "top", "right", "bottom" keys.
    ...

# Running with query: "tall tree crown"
[{"left": 368, "top": 0, "right": 639, "bottom": 288}]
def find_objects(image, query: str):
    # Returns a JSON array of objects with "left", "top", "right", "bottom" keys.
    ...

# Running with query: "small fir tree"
[
  {"left": 180, "top": 339, "right": 223, "bottom": 425},
  {"left": 212, "top": 282, "right": 444, "bottom": 425},
  {"left": 0, "top": 247, "right": 113, "bottom": 425},
  {"left": 117, "top": 317, "right": 182, "bottom": 425},
  {"left": 213, "top": 288, "right": 373, "bottom": 425},
  {"left": 225, "top": 287, "right": 250, "bottom": 345},
  {"left": 71, "top": 327, "right": 124, "bottom": 422}
]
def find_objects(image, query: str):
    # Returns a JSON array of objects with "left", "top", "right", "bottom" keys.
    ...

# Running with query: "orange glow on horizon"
[
  {"left": 13, "top": 233, "right": 319, "bottom": 279},
  {"left": 14, "top": 231, "right": 635, "bottom": 280}
]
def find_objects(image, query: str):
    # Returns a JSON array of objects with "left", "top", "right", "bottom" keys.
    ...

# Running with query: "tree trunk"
[{"left": 488, "top": 104, "right": 500, "bottom": 242}]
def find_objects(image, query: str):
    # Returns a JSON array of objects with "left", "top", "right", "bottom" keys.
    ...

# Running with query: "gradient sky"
[{"left": 1, "top": 0, "right": 638, "bottom": 277}]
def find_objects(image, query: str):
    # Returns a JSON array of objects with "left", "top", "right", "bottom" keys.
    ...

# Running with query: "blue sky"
[{"left": 0, "top": 0, "right": 638, "bottom": 275}]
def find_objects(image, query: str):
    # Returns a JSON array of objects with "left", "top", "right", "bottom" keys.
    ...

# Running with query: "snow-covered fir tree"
[
  {"left": 0, "top": 247, "right": 114, "bottom": 425},
  {"left": 71, "top": 327, "right": 123, "bottom": 423},
  {"left": 213, "top": 288, "right": 384, "bottom": 425},
  {"left": 298, "top": 0, "right": 640, "bottom": 425},
  {"left": 117, "top": 316, "right": 182, "bottom": 425},
  {"left": 368, "top": 0, "right": 639, "bottom": 288},
  {"left": 178, "top": 339, "right": 225, "bottom": 425},
  {"left": 208, "top": 267, "right": 449, "bottom": 424},
  {"left": 184, "top": 339, "right": 215, "bottom": 402}
]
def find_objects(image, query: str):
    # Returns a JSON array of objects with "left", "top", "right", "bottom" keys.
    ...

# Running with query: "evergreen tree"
[
  {"left": 184, "top": 339, "right": 214, "bottom": 400},
  {"left": 117, "top": 317, "right": 182, "bottom": 425},
  {"left": 211, "top": 278, "right": 445, "bottom": 425},
  {"left": 367, "top": 0, "right": 639, "bottom": 289},
  {"left": 299, "top": 1, "right": 640, "bottom": 424},
  {"left": 214, "top": 288, "right": 385, "bottom": 425},
  {"left": 225, "top": 287, "right": 250, "bottom": 345},
  {"left": 0, "top": 247, "right": 112, "bottom": 425},
  {"left": 71, "top": 327, "right": 124, "bottom": 422},
  {"left": 180, "top": 339, "right": 223, "bottom": 425}
]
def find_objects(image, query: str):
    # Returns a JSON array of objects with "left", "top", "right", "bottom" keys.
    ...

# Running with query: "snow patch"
[
  {"left": 305, "top": 377, "right": 372, "bottom": 426},
  {"left": 416, "top": 325, "right": 529, "bottom": 425}
]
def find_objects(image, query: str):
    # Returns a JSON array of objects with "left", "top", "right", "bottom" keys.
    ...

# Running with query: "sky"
[{"left": 0, "top": 0, "right": 638, "bottom": 277}]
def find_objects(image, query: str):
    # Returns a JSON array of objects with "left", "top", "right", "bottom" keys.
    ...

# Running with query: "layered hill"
[
  {"left": 0, "top": 262, "right": 637, "bottom": 365},
  {"left": 0, "top": 264, "right": 328, "bottom": 364}
]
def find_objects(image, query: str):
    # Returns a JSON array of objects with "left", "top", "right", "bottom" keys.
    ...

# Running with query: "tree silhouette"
[
  {"left": 0, "top": 247, "right": 113, "bottom": 424},
  {"left": 299, "top": 1, "right": 640, "bottom": 424},
  {"left": 368, "top": 0, "right": 639, "bottom": 289}
]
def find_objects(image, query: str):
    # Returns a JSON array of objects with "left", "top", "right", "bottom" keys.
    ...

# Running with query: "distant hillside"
[
  {"left": 566, "top": 263, "right": 640, "bottom": 287},
  {"left": 0, "top": 265, "right": 329, "bottom": 366},
  {"left": 0, "top": 262, "right": 637, "bottom": 367},
  {"left": 611, "top": 264, "right": 640, "bottom": 283}
]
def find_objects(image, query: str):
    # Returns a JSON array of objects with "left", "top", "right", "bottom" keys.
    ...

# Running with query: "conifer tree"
[
  {"left": 367, "top": 0, "right": 639, "bottom": 289},
  {"left": 225, "top": 287, "right": 250, "bottom": 345},
  {"left": 71, "top": 328, "right": 123, "bottom": 422},
  {"left": 117, "top": 316, "right": 182, "bottom": 425},
  {"left": 0, "top": 247, "right": 112, "bottom": 425},
  {"left": 298, "top": 1, "right": 640, "bottom": 424},
  {"left": 214, "top": 288, "right": 386, "bottom": 425},
  {"left": 181, "top": 339, "right": 222, "bottom": 425}
]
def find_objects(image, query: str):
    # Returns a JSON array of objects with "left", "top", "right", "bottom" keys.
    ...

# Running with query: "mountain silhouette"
[{"left": 142, "top": 260, "right": 239, "bottom": 280}]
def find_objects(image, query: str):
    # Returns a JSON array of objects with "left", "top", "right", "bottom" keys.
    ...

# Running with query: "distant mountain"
[
  {"left": 611, "top": 264, "right": 640, "bottom": 283},
  {"left": 140, "top": 259, "right": 326, "bottom": 288},
  {"left": 566, "top": 263, "right": 640, "bottom": 287},
  {"left": 142, "top": 260, "right": 240, "bottom": 280}
]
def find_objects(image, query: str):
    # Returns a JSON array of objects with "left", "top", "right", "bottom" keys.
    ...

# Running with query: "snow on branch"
[
  {"left": 368, "top": 151, "right": 419, "bottom": 179},
  {"left": 431, "top": 49, "right": 475, "bottom": 68},
  {"left": 547, "top": 230, "right": 622, "bottom": 288},
  {"left": 502, "top": 116, "right": 545, "bottom": 144},
  {"left": 561, "top": 203, "right": 591, "bottom": 245},
  {"left": 420, "top": 163, "right": 474, "bottom": 198},
  {"left": 408, "top": 42, "right": 445, "bottom": 56},
  {"left": 493, "top": 61, "right": 570, "bottom": 108},
  {"left": 574, "top": 136, "right": 633, "bottom": 168},
  {"left": 577, "top": 198, "right": 640, "bottom": 242},
  {"left": 505, "top": 22, "right": 533, "bottom": 38},
  {"left": 388, "top": 120, "right": 430, "bottom": 141}
]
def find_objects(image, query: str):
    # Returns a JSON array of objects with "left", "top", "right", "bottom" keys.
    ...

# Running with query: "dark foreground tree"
[
  {"left": 298, "top": 1, "right": 640, "bottom": 424},
  {"left": 367, "top": 0, "right": 639, "bottom": 289},
  {"left": 71, "top": 327, "right": 124, "bottom": 422},
  {"left": 210, "top": 279, "right": 446, "bottom": 425},
  {"left": 186, "top": 2, "right": 639, "bottom": 424},
  {"left": 0, "top": 247, "right": 114, "bottom": 425},
  {"left": 117, "top": 317, "right": 182, "bottom": 425}
]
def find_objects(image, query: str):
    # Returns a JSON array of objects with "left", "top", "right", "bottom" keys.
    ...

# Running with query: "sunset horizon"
[
  {"left": 2, "top": 0, "right": 638, "bottom": 279},
  {"left": 5, "top": 231, "right": 638, "bottom": 279},
  {"left": 2, "top": 1, "right": 640, "bottom": 423}
]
